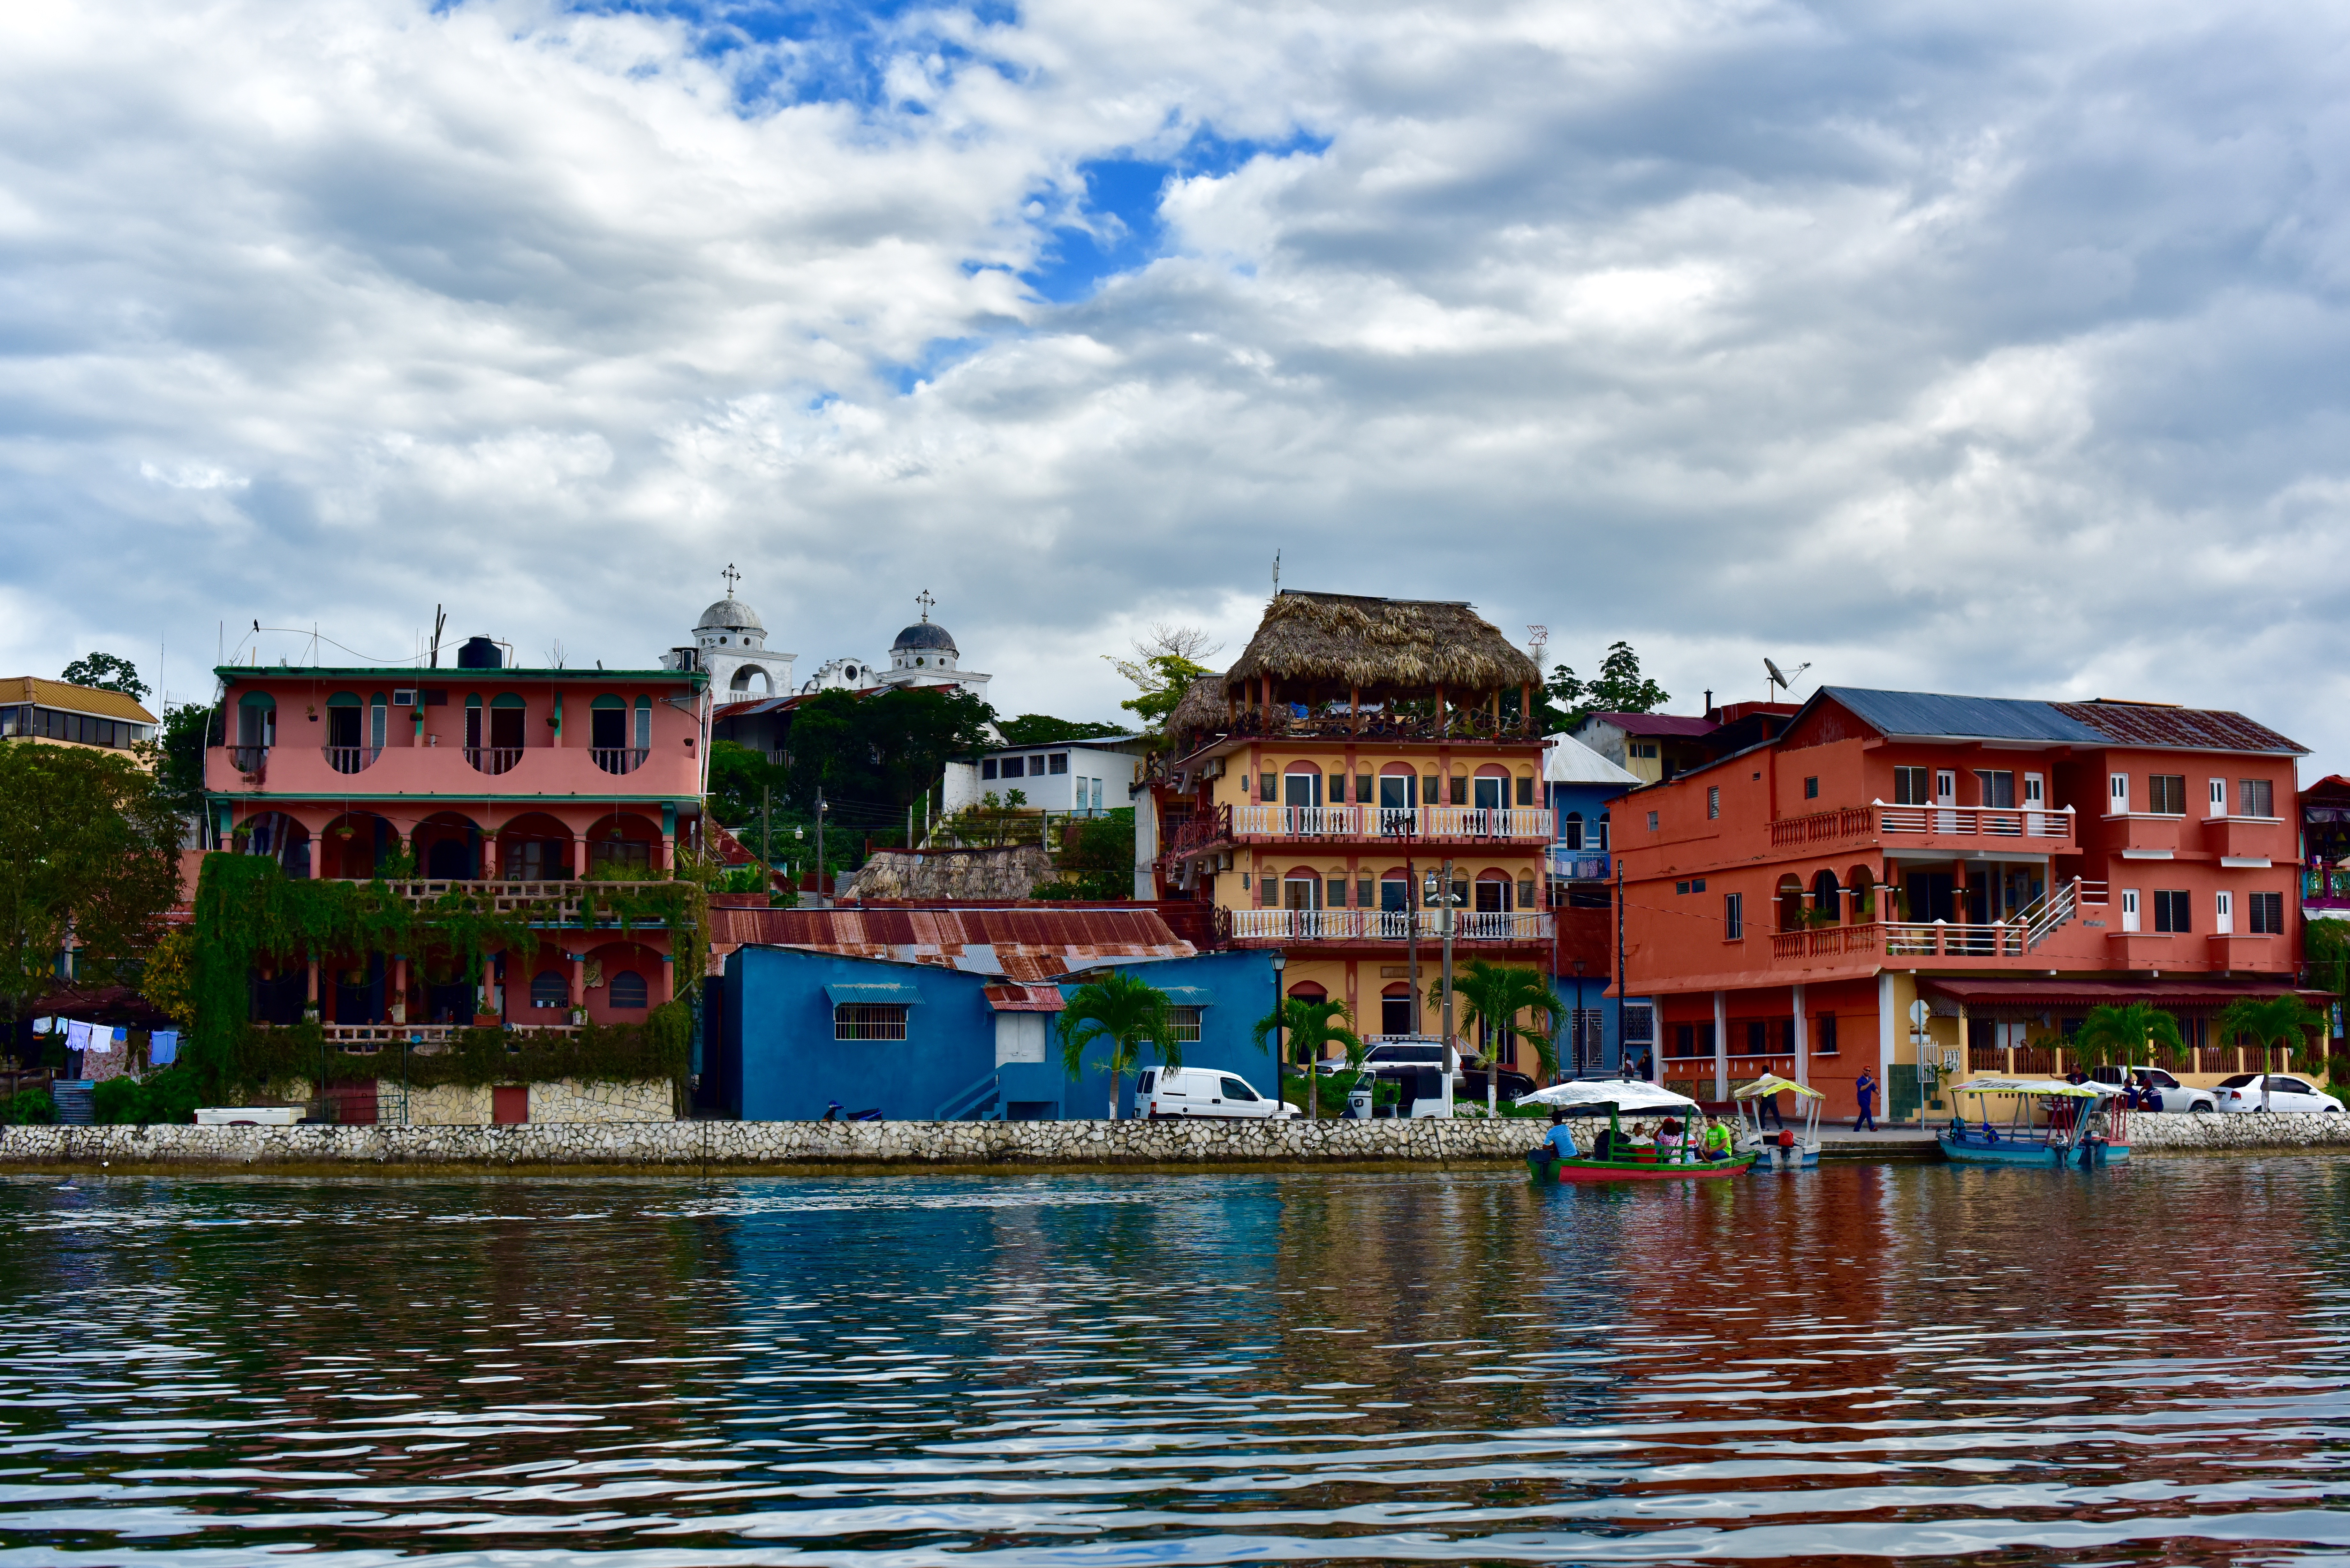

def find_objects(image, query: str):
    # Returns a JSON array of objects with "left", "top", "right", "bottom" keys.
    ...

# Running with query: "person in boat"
[
  {"left": 1539, "top": 1109, "right": 1579, "bottom": 1163},
  {"left": 1701, "top": 1116, "right": 1735, "bottom": 1162}
]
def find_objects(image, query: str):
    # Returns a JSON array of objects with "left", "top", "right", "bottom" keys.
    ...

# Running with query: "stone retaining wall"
[{"left": 3, "top": 1113, "right": 2342, "bottom": 1171}]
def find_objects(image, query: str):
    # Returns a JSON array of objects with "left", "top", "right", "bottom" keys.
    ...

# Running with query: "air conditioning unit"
[
  {"left": 392, "top": 689, "right": 417, "bottom": 707},
  {"left": 1200, "top": 757, "right": 1225, "bottom": 780}
]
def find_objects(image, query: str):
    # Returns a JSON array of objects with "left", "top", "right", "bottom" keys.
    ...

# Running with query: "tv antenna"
[
  {"left": 1528, "top": 624, "right": 1548, "bottom": 658},
  {"left": 1271, "top": 549, "right": 1281, "bottom": 596},
  {"left": 1764, "top": 657, "right": 1811, "bottom": 699}
]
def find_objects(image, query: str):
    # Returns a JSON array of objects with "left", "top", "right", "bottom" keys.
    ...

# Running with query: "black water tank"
[{"left": 455, "top": 636, "right": 502, "bottom": 670}]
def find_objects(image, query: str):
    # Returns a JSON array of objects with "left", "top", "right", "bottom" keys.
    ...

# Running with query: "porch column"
[
  {"left": 570, "top": 949, "right": 585, "bottom": 1017},
  {"left": 391, "top": 954, "right": 407, "bottom": 1025},
  {"left": 1877, "top": 973, "right": 1896, "bottom": 1112},
  {"left": 658, "top": 952, "right": 675, "bottom": 1006},
  {"left": 481, "top": 825, "right": 500, "bottom": 880},
  {"left": 571, "top": 829, "right": 587, "bottom": 879},
  {"left": 1792, "top": 981, "right": 1808, "bottom": 1089},
  {"left": 1712, "top": 989, "right": 1728, "bottom": 1102}
]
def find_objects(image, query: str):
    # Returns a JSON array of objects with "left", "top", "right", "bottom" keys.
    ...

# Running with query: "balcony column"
[
  {"left": 305, "top": 956, "right": 319, "bottom": 1019},
  {"left": 658, "top": 951, "right": 675, "bottom": 1006},
  {"left": 1712, "top": 989, "right": 1728, "bottom": 1103},
  {"left": 571, "top": 828, "right": 587, "bottom": 880},
  {"left": 1792, "top": 981, "right": 1808, "bottom": 1089},
  {"left": 481, "top": 824, "right": 500, "bottom": 880},
  {"left": 570, "top": 949, "right": 586, "bottom": 1019}
]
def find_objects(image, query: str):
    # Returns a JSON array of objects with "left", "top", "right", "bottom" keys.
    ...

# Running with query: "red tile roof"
[
  {"left": 708, "top": 905, "right": 1194, "bottom": 983},
  {"left": 2050, "top": 701, "right": 2305, "bottom": 755}
]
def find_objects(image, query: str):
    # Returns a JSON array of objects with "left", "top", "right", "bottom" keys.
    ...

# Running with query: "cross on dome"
[
  {"left": 722, "top": 562, "right": 742, "bottom": 596},
  {"left": 915, "top": 588, "right": 936, "bottom": 623}
]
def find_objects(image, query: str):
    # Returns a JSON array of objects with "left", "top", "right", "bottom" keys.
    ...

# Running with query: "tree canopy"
[
  {"left": 997, "top": 714, "right": 1128, "bottom": 745},
  {"left": 705, "top": 687, "right": 995, "bottom": 833},
  {"left": 60, "top": 652, "right": 149, "bottom": 703},
  {"left": 1547, "top": 642, "right": 1671, "bottom": 730},
  {"left": 1107, "top": 625, "right": 1220, "bottom": 734}
]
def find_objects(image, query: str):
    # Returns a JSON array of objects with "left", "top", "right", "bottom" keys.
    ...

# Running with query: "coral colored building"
[
  {"left": 201, "top": 645, "right": 709, "bottom": 1034},
  {"left": 1615, "top": 687, "right": 2311, "bottom": 1121}
]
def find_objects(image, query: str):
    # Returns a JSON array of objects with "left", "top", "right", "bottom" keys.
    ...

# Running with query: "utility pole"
[
  {"left": 1406, "top": 856, "right": 1421, "bottom": 1036},
  {"left": 761, "top": 784, "right": 771, "bottom": 881},
  {"left": 1440, "top": 858, "right": 1456, "bottom": 1117},
  {"left": 814, "top": 788, "right": 828, "bottom": 908},
  {"left": 1617, "top": 857, "right": 1634, "bottom": 1081}
]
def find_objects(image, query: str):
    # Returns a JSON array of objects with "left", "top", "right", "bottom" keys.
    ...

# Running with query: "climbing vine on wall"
[{"left": 238, "top": 1005, "right": 691, "bottom": 1090}]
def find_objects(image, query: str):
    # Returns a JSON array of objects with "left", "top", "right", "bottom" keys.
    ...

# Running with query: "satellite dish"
[{"left": 1764, "top": 658, "right": 1812, "bottom": 693}]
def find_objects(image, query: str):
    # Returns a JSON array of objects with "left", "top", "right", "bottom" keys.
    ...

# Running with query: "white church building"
[{"left": 672, "top": 571, "right": 991, "bottom": 707}]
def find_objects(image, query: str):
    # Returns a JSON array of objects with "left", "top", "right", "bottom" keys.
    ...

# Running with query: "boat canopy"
[
  {"left": 1733, "top": 1073, "right": 1823, "bottom": 1101},
  {"left": 1517, "top": 1080, "right": 1702, "bottom": 1114},
  {"left": 1947, "top": 1077, "right": 2122, "bottom": 1099}
]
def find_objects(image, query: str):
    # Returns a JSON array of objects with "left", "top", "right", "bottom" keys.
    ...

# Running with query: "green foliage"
[
  {"left": 782, "top": 687, "right": 996, "bottom": 814},
  {"left": 2216, "top": 994, "right": 2329, "bottom": 1105},
  {"left": 705, "top": 739, "right": 784, "bottom": 830},
  {"left": 60, "top": 652, "right": 149, "bottom": 703},
  {"left": 2073, "top": 1002, "right": 2187, "bottom": 1065},
  {"left": 0, "top": 1087, "right": 53, "bottom": 1125},
  {"left": 187, "top": 855, "right": 704, "bottom": 1097},
  {"left": 1252, "top": 996, "right": 1366, "bottom": 1119},
  {"left": 236, "top": 1002, "right": 690, "bottom": 1091},
  {"left": 997, "top": 715, "right": 1128, "bottom": 745},
  {"left": 150, "top": 703, "right": 215, "bottom": 817},
  {"left": 1430, "top": 960, "right": 1564, "bottom": 1079},
  {"left": 1547, "top": 642, "right": 1671, "bottom": 731},
  {"left": 1108, "top": 651, "right": 1216, "bottom": 732},
  {"left": 1058, "top": 971, "right": 1179, "bottom": 1115},
  {"left": 2305, "top": 918, "right": 2350, "bottom": 1000},
  {"left": 92, "top": 1069, "right": 202, "bottom": 1126},
  {"left": 0, "top": 742, "right": 185, "bottom": 1031}
]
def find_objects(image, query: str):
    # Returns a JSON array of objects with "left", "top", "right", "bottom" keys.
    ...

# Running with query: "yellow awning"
[{"left": 1732, "top": 1073, "right": 1825, "bottom": 1101}]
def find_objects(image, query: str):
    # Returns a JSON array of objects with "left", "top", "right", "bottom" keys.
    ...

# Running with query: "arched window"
[
  {"left": 1777, "top": 876, "right": 1806, "bottom": 933},
  {"left": 324, "top": 691, "right": 361, "bottom": 754},
  {"left": 1564, "top": 810, "right": 1585, "bottom": 851},
  {"left": 530, "top": 971, "right": 569, "bottom": 1009},
  {"left": 590, "top": 694, "right": 625, "bottom": 750},
  {"left": 608, "top": 970, "right": 648, "bottom": 1009},
  {"left": 1812, "top": 868, "right": 1843, "bottom": 922},
  {"left": 1380, "top": 982, "right": 1414, "bottom": 1037},
  {"left": 236, "top": 691, "right": 275, "bottom": 748},
  {"left": 1597, "top": 810, "right": 1611, "bottom": 852},
  {"left": 489, "top": 692, "right": 526, "bottom": 752}
]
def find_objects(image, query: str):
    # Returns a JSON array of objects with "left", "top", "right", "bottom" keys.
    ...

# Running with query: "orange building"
[
  {"left": 1150, "top": 592, "right": 1554, "bottom": 1063},
  {"left": 1615, "top": 687, "right": 2311, "bottom": 1120}
]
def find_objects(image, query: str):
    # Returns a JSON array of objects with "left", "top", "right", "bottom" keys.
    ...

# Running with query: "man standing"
[{"left": 1853, "top": 1068, "right": 1878, "bottom": 1133}]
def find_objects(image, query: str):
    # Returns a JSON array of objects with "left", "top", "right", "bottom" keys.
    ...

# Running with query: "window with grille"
[
  {"left": 608, "top": 970, "right": 649, "bottom": 1009},
  {"left": 1622, "top": 1004, "right": 1655, "bottom": 1044},
  {"left": 1168, "top": 1006, "right": 1203, "bottom": 1044},
  {"left": 1804, "top": 776, "right": 1819, "bottom": 799},
  {"left": 834, "top": 1004, "right": 908, "bottom": 1041},
  {"left": 1723, "top": 892, "right": 1743, "bottom": 940},
  {"left": 530, "top": 972, "right": 569, "bottom": 1009},
  {"left": 2149, "top": 775, "right": 2186, "bottom": 815},
  {"left": 2152, "top": 890, "right": 2191, "bottom": 933},
  {"left": 2240, "top": 779, "right": 2275, "bottom": 818},
  {"left": 1894, "top": 766, "right": 1930, "bottom": 805},
  {"left": 1707, "top": 786, "right": 1720, "bottom": 819},
  {"left": 1815, "top": 1012, "right": 1839, "bottom": 1055},
  {"left": 2249, "top": 892, "right": 2285, "bottom": 934},
  {"left": 1670, "top": 1022, "right": 1714, "bottom": 1058}
]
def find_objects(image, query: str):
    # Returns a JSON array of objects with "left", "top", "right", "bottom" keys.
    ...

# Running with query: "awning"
[
  {"left": 1949, "top": 1077, "right": 2120, "bottom": 1099},
  {"left": 1159, "top": 987, "right": 1215, "bottom": 1006},
  {"left": 983, "top": 984, "right": 1066, "bottom": 1013},
  {"left": 1733, "top": 1073, "right": 1824, "bottom": 1101},
  {"left": 824, "top": 983, "right": 923, "bottom": 1005},
  {"left": 1517, "top": 1080, "right": 1700, "bottom": 1114},
  {"left": 1920, "top": 977, "right": 2323, "bottom": 1014}
]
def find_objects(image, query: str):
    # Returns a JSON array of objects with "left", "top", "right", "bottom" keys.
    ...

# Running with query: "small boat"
[
  {"left": 1517, "top": 1079, "right": 1757, "bottom": 1183},
  {"left": 1939, "top": 1077, "right": 2131, "bottom": 1167},
  {"left": 1732, "top": 1073, "right": 1824, "bottom": 1170}
]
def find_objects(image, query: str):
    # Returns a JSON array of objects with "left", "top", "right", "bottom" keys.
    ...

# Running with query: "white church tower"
[{"left": 679, "top": 565, "right": 795, "bottom": 699}]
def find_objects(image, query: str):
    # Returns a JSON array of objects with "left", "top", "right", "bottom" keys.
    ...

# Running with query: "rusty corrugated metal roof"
[
  {"left": 982, "top": 984, "right": 1068, "bottom": 1012},
  {"left": 2052, "top": 701, "right": 2306, "bottom": 756},
  {"left": 709, "top": 905, "right": 1194, "bottom": 983}
]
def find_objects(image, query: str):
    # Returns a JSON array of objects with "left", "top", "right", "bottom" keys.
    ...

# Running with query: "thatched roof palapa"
[
  {"left": 1224, "top": 591, "right": 1542, "bottom": 697},
  {"left": 1164, "top": 674, "right": 1230, "bottom": 741}
]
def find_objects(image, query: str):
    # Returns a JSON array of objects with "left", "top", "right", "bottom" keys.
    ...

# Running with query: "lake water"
[{"left": 2, "top": 1160, "right": 2348, "bottom": 1567}]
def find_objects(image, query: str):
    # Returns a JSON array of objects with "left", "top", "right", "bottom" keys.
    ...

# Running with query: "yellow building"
[
  {"left": 0, "top": 678, "right": 158, "bottom": 753},
  {"left": 1150, "top": 592, "right": 1554, "bottom": 1062}
]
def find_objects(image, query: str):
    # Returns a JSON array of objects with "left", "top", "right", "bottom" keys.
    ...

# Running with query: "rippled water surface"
[{"left": 2, "top": 1161, "right": 2348, "bottom": 1567}]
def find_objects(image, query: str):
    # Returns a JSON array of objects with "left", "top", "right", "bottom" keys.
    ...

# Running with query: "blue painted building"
[
  {"left": 713, "top": 944, "right": 1282, "bottom": 1121},
  {"left": 1544, "top": 733, "right": 1658, "bottom": 1078}
]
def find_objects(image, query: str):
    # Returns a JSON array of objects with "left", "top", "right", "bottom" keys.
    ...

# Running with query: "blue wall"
[{"left": 721, "top": 946, "right": 1281, "bottom": 1122}]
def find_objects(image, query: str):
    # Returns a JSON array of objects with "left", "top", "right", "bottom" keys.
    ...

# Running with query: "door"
[
  {"left": 2216, "top": 890, "right": 2234, "bottom": 935},
  {"left": 1934, "top": 769, "right": 1957, "bottom": 831},
  {"left": 2120, "top": 889, "right": 2141, "bottom": 933},
  {"left": 1473, "top": 775, "right": 1505, "bottom": 832},
  {"left": 1378, "top": 772, "right": 1416, "bottom": 835},
  {"left": 1218, "top": 1076, "right": 1264, "bottom": 1117},
  {"left": 1904, "top": 872, "right": 1956, "bottom": 924},
  {"left": 491, "top": 1085, "right": 529, "bottom": 1125},
  {"left": 1282, "top": 769, "right": 1321, "bottom": 833}
]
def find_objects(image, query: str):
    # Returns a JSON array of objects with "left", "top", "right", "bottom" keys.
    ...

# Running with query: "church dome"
[
  {"left": 698, "top": 598, "right": 763, "bottom": 633},
  {"left": 892, "top": 621, "right": 957, "bottom": 655}
]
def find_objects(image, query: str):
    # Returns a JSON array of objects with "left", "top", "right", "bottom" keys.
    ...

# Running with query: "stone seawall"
[{"left": 2, "top": 1113, "right": 2342, "bottom": 1171}]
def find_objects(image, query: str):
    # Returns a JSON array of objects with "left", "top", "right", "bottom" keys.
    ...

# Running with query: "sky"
[{"left": 7, "top": 0, "right": 2350, "bottom": 768}]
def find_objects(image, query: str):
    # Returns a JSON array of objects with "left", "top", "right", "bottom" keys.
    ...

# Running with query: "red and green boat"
[{"left": 1519, "top": 1080, "right": 1758, "bottom": 1183}]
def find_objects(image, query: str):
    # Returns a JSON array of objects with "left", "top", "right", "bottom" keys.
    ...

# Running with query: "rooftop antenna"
[
  {"left": 915, "top": 588, "right": 935, "bottom": 623},
  {"left": 1764, "top": 657, "right": 1811, "bottom": 702},
  {"left": 428, "top": 605, "right": 446, "bottom": 669},
  {"left": 1272, "top": 549, "right": 1281, "bottom": 597}
]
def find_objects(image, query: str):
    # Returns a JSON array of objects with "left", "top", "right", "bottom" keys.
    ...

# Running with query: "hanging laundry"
[
  {"left": 29, "top": 1018, "right": 50, "bottom": 1034},
  {"left": 64, "top": 1020, "right": 93, "bottom": 1053},
  {"left": 148, "top": 1031, "right": 178, "bottom": 1067}
]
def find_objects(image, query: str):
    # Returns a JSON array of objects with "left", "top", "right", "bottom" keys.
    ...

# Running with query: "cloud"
[{"left": 5, "top": 0, "right": 2350, "bottom": 767}]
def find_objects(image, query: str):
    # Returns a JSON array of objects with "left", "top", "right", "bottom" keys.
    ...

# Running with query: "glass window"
[
  {"left": 1707, "top": 786, "right": 1720, "bottom": 819},
  {"left": 1219, "top": 1077, "right": 1258, "bottom": 1102},
  {"left": 633, "top": 697, "right": 651, "bottom": 751},
  {"left": 1049, "top": 754, "right": 1069, "bottom": 774},
  {"left": 2249, "top": 891, "right": 2285, "bottom": 934},
  {"left": 1893, "top": 766, "right": 1929, "bottom": 806},
  {"left": 981, "top": 758, "right": 998, "bottom": 779},
  {"left": 1816, "top": 1012, "right": 1838, "bottom": 1055},
  {"left": 1723, "top": 891, "right": 1743, "bottom": 940},
  {"left": 608, "top": 970, "right": 649, "bottom": 1009},
  {"left": 1804, "top": 776, "right": 1819, "bottom": 799},
  {"left": 2149, "top": 775, "right": 2186, "bottom": 815},
  {"left": 2153, "top": 889, "right": 2191, "bottom": 933},
  {"left": 2240, "top": 779, "right": 2275, "bottom": 818},
  {"left": 530, "top": 972, "right": 569, "bottom": 1008},
  {"left": 1168, "top": 1006, "right": 1203, "bottom": 1044},
  {"left": 1975, "top": 770, "right": 2015, "bottom": 808},
  {"left": 834, "top": 1004, "right": 909, "bottom": 1041},
  {"left": 1002, "top": 757, "right": 1025, "bottom": 779}
]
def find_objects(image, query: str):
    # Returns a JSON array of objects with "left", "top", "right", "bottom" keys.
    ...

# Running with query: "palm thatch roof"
[
  {"left": 1224, "top": 592, "right": 1541, "bottom": 695},
  {"left": 1164, "top": 674, "right": 1229, "bottom": 741}
]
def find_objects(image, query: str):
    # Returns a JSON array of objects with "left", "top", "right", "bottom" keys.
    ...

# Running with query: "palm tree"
[
  {"left": 2073, "top": 1002, "right": 2186, "bottom": 1075},
  {"left": 1057, "top": 970, "right": 1179, "bottom": 1120},
  {"left": 1431, "top": 960, "right": 1564, "bottom": 1113},
  {"left": 1251, "top": 997, "right": 1366, "bottom": 1118},
  {"left": 2216, "top": 994, "right": 2328, "bottom": 1111}
]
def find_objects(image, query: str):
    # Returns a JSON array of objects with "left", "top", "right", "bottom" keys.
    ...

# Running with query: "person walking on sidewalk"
[{"left": 1853, "top": 1069, "right": 1878, "bottom": 1133}]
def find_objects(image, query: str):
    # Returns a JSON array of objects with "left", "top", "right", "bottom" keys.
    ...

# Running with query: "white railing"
[
  {"left": 1225, "top": 908, "right": 1554, "bottom": 942},
  {"left": 1883, "top": 920, "right": 2027, "bottom": 957},
  {"left": 1876, "top": 803, "right": 2074, "bottom": 841},
  {"left": 1224, "top": 804, "right": 1550, "bottom": 841}
]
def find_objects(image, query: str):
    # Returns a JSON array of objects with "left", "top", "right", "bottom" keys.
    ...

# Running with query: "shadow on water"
[{"left": 0, "top": 1160, "right": 2345, "bottom": 1565}]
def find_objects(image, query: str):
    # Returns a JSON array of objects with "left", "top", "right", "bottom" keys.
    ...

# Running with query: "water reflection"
[{"left": 0, "top": 1163, "right": 2344, "bottom": 1564}]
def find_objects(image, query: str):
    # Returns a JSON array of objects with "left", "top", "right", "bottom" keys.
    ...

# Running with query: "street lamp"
[
  {"left": 1570, "top": 957, "right": 1585, "bottom": 1083},
  {"left": 1269, "top": 949, "right": 1287, "bottom": 1109},
  {"left": 1422, "top": 863, "right": 1459, "bottom": 1116}
]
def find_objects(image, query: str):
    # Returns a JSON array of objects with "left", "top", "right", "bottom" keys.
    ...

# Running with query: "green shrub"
[
  {"left": 230, "top": 1002, "right": 691, "bottom": 1093},
  {"left": 0, "top": 1088, "right": 53, "bottom": 1125},
  {"left": 89, "top": 1068, "right": 204, "bottom": 1125}
]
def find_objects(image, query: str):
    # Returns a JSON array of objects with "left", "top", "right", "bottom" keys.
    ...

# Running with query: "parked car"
[
  {"left": 1137, "top": 1066, "right": 1298, "bottom": 1119},
  {"left": 2212, "top": 1074, "right": 2345, "bottom": 1113},
  {"left": 1356, "top": 1040, "right": 1535, "bottom": 1111},
  {"left": 2088, "top": 1065, "right": 2215, "bottom": 1113}
]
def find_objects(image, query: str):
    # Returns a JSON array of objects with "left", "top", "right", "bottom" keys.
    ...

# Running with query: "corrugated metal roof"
[
  {"left": 1819, "top": 688, "right": 2104, "bottom": 743},
  {"left": 712, "top": 905, "right": 1194, "bottom": 983},
  {"left": 2052, "top": 701, "right": 2306, "bottom": 755},
  {"left": 1544, "top": 733, "right": 1641, "bottom": 785},
  {"left": 1158, "top": 986, "right": 1217, "bottom": 1005},
  {"left": 5, "top": 678, "right": 156, "bottom": 724},
  {"left": 1587, "top": 712, "right": 1717, "bottom": 738},
  {"left": 982, "top": 984, "right": 1067, "bottom": 1012},
  {"left": 825, "top": 982, "right": 925, "bottom": 1004}
]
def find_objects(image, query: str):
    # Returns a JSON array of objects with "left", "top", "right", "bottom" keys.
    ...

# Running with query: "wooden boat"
[
  {"left": 1939, "top": 1077, "right": 2131, "bottom": 1167},
  {"left": 1518, "top": 1079, "right": 1758, "bottom": 1183},
  {"left": 1732, "top": 1072, "right": 1823, "bottom": 1170}
]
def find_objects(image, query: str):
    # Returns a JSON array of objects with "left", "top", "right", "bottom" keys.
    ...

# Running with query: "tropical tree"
[
  {"left": 60, "top": 652, "right": 149, "bottom": 703},
  {"left": 1058, "top": 970, "right": 1179, "bottom": 1120},
  {"left": 1252, "top": 995, "right": 1366, "bottom": 1119},
  {"left": 1545, "top": 642, "right": 1670, "bottom": 731},
  {"left": 1432, "top": 960, "right": 1565, "bottom": 1112},
  {"left": 1106, "top": 625, "right": 1221, "bottom": 733},
  {"left": 2216, "top": 994, "right": 2330, "bottom": 1111},
  {"left": 2073, "top": 1002, "right": 2186, "bottom": 1074}
]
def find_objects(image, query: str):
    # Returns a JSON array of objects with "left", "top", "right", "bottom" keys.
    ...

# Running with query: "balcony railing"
[
  {"left": 230, "top": 745, "right": 270, "bottom": 776},
  {"left": 1181, "top": 803, "right": 1552, "bottom": 851},
  {"left": 1218, "top": 908, "right": 1553, "bottom": 943},
  {"left": 466, "top": 746, "right": 524, "bottom": 776},
  {"left": 324, "top": 746, "right": 381, "bottom": 775},
  {"left": 591, "top": 747, "right": 648, "bottom": 776},
  {"left": 1770, "top": 803, "right": 2074, "bottom": 847},
  {"left": 314, "top": 878, "right": 674, "bottom": 925},
  {"left": 322, "top": 1021, "right": 584, "bottom": 1050},
  {"left": 1549, "top": 850, "right": 1611, "bottom": 881}
]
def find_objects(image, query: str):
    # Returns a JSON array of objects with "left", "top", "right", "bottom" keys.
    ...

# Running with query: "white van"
[{"left": 1138, "top": 1066, "right": 1298, "bottom": 1119}]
